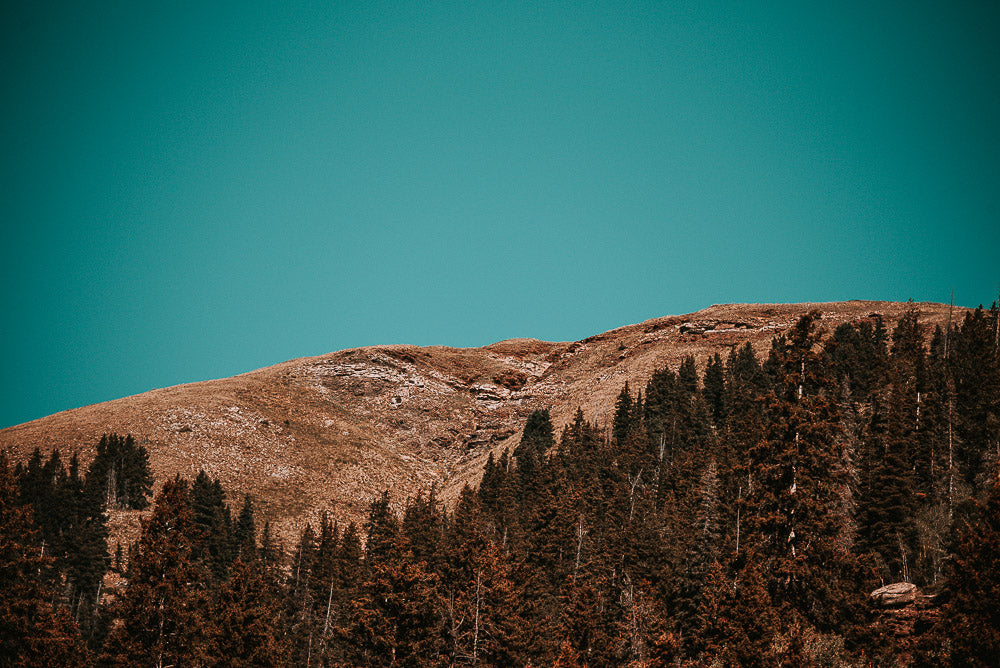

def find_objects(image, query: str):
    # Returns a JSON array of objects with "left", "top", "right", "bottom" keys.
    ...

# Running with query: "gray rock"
[{"left": 870, "top": 582, "right": 919, "bottom": 607}]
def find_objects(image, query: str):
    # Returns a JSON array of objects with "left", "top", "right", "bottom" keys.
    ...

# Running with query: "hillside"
[{"left": 0, "top": 300, "right": 960, "bottom": 541}]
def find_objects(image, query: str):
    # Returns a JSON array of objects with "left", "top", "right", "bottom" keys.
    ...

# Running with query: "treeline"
[
  {"left": 1, "top": 434, "right": 153, "bottom": 665},
  {"left": 2, "top": 305, "right": 999, "bottom": 666}
]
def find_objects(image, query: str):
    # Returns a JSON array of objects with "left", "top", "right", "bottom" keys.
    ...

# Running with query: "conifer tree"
[
  {"left": 703, "top": 353, "right": 726, "bottom": 426},
  {"left": 191, "top": 470, "right": 235, "bottom": 580},
  {"left": 348, "top": 498, "right": 446, "bottom": 666},
  {"left": 0, "top": 455, "right": 88, "bottom": 667},
  {"left": 858, "top": 308, "right": 923, "bottom": 582},
  {"left": 678, "top": 355, "right": 699, "bottom": 394},
  {"left": 929, "top": 477, "right": 1000, "bottom": 666},
  {"left": 745, "top": 312, "right": 867, "bottom": 632},
  {"left": 364, "top": 490, "right": 399, "bottom": 567},
  {"left": 286, "top": 523, "right": 318, "bottom": 661},
  {"left": 102, "top": 476, "right": 214, "bottom": 666},
  {"left": 693, "top": 557, "right": 784, "bottom": 666},
  {"left": 402, "top": 490, "right": 445, "bottom": 571},
  {"left": 613, "top": 382, "right": 635, "bottom": 446},
  {"left": 314, "top": 521, "right": 362, "bottom": 664},
  {"left": 516, "top": 409, "right": 555, "bottom": 460},
  {"left": 447, "top": 539, "right": 526, "bottom": 666},
  {"left": 84, "top": 434, "right": 152, "bottom": 511},
  {"left": 258, "top": 520, "right": 284, "bottom": 583},
  {"left": 233, "top": 493, "right": 256, "bottom": 559},
  {"left": 951, "top": 305, "right": 1000, "bottom": 490},
  {"left": 208, "top": 556, "right": 289, "bottom": 667}
]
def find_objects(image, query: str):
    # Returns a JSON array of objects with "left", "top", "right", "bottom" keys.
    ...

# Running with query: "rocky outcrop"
[
  {"left": 869, "top": 583, "right": 942, "bottom": 665},
  {"left": 871, "top": 582, "right": 920, "bottom": 607}
]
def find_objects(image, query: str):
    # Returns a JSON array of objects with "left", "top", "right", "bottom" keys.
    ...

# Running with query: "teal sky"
[{"left": 2, "top": 1, "right": 998, "bottom": 428}]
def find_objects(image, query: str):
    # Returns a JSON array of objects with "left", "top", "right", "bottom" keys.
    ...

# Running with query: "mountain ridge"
[{"left": 0, "top": 300, "right": 963, "bottom": 543}]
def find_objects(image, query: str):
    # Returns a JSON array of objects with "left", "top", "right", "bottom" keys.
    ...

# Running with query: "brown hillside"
[{"left": 0, "top": 301, "right": 961, "bottom": 545}]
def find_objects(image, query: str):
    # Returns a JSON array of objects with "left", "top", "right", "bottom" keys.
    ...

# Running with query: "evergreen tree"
[
  {"left": 446, "top": 539, "right": 526, "bottom": 666},
  {"left": 402, "top": 490, "right": 445, "bottom": 571},
  {"left": 678, "top": 355, "right": 699, "bottom": 394},
  {"left": 0, "top": 455, "right": 88, "bottom": 667},
  {"left": 516, "top": 408, "right": 555, "bottom": 461},
  {"left": 102, "top": 476, "right": 214, "bottom": 666},
  {"left": 858, "top": 308, "right": 923, "bottom": 583},
  {"left": 745, "top": 313, "right": 868, "bottom": 632},
  {"left": 364, "top": 490, "right": 399, "bottom": 567},
  {"left": 258, "top": 520, "right": 285, "bottom": 583},
  {"left": 84, "top": 434, "right": 152, "bottom": 511},
  {"left": 613, "top": 382, "right": 635, "bottom": 446},
  {"left": 703, "top": 353, "right": 726, "bottom": 426},
  {"left": 951, "top": 305, "right": 1000, "bottom": 490},
  {"left": 926, "top": 478, "right": 1000, "bottom": 666},
  {"left": 693, "top": 557, "right": 785, "bottom": 666},
  {"left": 348, "top": 551, "right": 446, "bottom": 666},
  {"left": 208, "top": 556, "right": 289, "bottom": 667},
  {"left": 286, "top": 522, "right": 318, "bottom": 661},
  {"left": 191, "top": 470, "right": 235, "bottom": 580},
  {"left": 829, "top": 315, "right": 888, "bottom": 402},
  {"left": 233, "top": 493, "right": 256, "bottom": 559}
]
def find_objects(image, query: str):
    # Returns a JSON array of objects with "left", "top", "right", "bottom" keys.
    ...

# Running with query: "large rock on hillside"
[{"left": 871, "top": 582, "right": 919, "bottom": 607}]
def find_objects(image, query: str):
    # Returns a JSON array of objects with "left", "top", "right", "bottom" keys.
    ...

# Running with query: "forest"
[{"left": 2, "top": 305, "right": 999, "bottom": 666}]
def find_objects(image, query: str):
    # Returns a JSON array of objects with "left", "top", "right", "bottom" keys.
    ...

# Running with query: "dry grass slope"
[{"left": 0, "top": 300, "right": 961, "bottom": 546}]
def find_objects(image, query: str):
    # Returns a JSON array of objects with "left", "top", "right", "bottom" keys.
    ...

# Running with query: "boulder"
[{"left": 870, "top": 582, "right": 919, "bottom": 607}]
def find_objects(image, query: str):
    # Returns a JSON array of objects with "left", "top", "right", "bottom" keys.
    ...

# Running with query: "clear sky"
[{"left": 1, "top": 1, "right": 998, "bottom": 428}]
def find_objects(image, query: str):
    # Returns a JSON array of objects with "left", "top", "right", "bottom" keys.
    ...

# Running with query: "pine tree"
[
  {"left": 102, "top": 476, "right": 214, "bottom": 666},
  {"left": 613, "top": 382, "right": 635, "bottom": 446},
  {"left": 0, "top": 455, "right": 88, "bottom": 667},
  {"left": 745, "top": 312, "right": 867, "bottom": 632},
  {"left": 693, "top": 557, "right": 785, "bottom": 666},
  {"left": 951, "top": 305, "right": 1000, "bottom": 491},
  {"left": 926, "top": 477, "right": 1000, "bottom": 666},
  {"left": 233, "top": 493, "right": 256, "bottom": 559},
  {"left": 857, "top": 308, "right": 923, "bottom": 583},
  {"left": 208, "top": 556, "right": 289, "bottom": 667},
  {"left": 703, "top": 353, "right": 726, "bottom": 426},
  {"left": 191, "top": 470, "right": 235, "bottom": 580}
]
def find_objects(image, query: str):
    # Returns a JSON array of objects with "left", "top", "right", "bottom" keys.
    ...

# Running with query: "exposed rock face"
[
  {"left": 871, "top": 582, "right": 920, "bottom": 607},
  {"left": 870, "top": 583, "right": 942, "bottom": 665},
  {"left": 0, "top": 300, "right": 961, "bottom": 545}
]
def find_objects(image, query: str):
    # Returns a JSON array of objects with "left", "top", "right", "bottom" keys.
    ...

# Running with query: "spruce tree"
[
  {"left": 951, "top": 306, "right": 1000, "bottom": 490},
  {"left": 516, "top": 408, "right": 555, "bottom": 460},
  {"left": 858, "top": 308, "right": 923, "bottom": 583},
  {"left": 745, "top": 312, "right": 867, "bottom": 632},
  {"left": 613, "top": 382, "right": 635, "bottom": 446},
  {"left": 927, "top": 477, "right": 1000, "bottom": 666},
  {"left": 0, "top": 455, "right": 88, "bottom": 667},
  {"left": 208, "top": 556, "right": 289, "bottom": 667},
  {"left": 233, "top": 493, "right": 256, "bottom": 559},
  {"left": 102, "top": 476, "right": 214, "bottom": 666},
  {"left": 693, "top": 556, "right": 784, "bottom": 666},
  {"left": 703, "top": 353, "right": 726, "bottom": 426},
  {"left": 191, "top": 470, "right": 235, "bottom": 580}
]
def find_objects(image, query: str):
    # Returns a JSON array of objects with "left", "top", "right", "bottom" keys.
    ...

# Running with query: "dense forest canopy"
[{"left": 2, "top": 305, "right": 999, "bottom": 666}]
